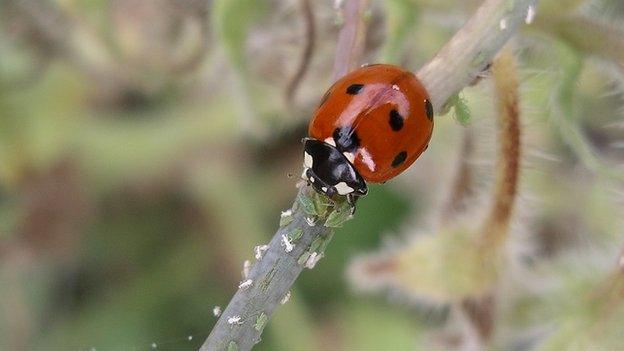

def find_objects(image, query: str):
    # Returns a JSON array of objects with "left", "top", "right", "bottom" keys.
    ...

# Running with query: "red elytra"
[{"left": 307, "top": 64, "right": 433, "bottom": 184}]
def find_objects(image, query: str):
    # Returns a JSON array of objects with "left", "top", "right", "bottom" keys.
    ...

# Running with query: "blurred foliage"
[{"left": 0, "top": 0, "right": 624, "bottom": 350}]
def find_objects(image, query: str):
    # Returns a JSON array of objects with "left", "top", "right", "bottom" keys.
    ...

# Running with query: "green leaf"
[
  {"left": 450, "top": 94, "right": 471, "bottom": 125},
  {"left": 324, "top": 201, "right": 352, "bottom": 228},
  {"left": 228, "top": 341, "right": 239, "bottom": 351},
  {"left": 279, "top": 210, "right": 294, "bottom": 227},
  {"left": 298, "top": 252, "right": 311, "bottom": 266},
  {"left": 317, "top": 232, "right": 335, "bottom": 253},
  {"left": 255, "top": 312, "right": 268, "bottom": 332},
  {"left": 297, "top": 192, "right": 317, "bottom": 216},
  {"left": 312, "top": 192, "right": 330, "bottom": 217},
  {"left": 288, "top": 228, "right": 303, "bottom": 242}
]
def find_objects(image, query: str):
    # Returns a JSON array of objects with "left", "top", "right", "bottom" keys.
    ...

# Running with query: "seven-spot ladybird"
[{"left": 302, "top": 64, "right": 434, "bottom": 207}]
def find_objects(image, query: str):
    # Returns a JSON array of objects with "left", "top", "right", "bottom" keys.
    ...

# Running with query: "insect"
[{"left": 302, "top": 64, "right": 434, "bottom": 209}]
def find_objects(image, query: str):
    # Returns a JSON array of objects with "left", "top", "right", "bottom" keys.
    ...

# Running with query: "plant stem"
[
  {"left": 332, "top": 0, "right": 371, "bottom": 81},
  {"left": 200, "top": 186, "right": 341, "bottom": 351},
  {"left": 417, "top": 0, "right": 536, "bottom": 113}
]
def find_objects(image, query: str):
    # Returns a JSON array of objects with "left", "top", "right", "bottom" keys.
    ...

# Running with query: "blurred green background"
[{"left": 1, "top": 1, "right": 624, "bottom": 350}]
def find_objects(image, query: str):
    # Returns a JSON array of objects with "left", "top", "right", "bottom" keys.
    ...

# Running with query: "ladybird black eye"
[
  {"left": 346, "top": 84, "right": 364, "bottom": 95},
  {"left": 425, "top": 99, "right": 434, "bottom": 121},
  {"left": 389, "top": 109, "right": 404, "bottom": 131},
  {"left": 391, "top": 151, "right": 407, "bottom": 167}
]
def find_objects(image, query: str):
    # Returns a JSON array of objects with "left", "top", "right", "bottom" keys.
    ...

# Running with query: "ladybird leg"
[{"left": 346, "top": 194, "right": 357, "bottom": 215}]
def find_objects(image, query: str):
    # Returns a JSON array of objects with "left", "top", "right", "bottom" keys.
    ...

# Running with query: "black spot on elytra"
[
  {"left": 346, "top": 84, "right": 364, "bottom": 95},
  {"left": 333, "top": 127, "right": 360, "bottom": 153},
  {"left": 425, "top": 99, "right": 434, "bottom": 121},
  {"left": 389, "top": 109, "right": 404, "bottom": 131},
  {"left": 391, "top": 151, "right": 407, "bottom": 168}
]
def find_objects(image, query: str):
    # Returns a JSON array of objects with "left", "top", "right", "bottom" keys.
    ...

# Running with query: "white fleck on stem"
[
  {"left": 227, "top": 316, "right": 243, "bottom": 325},
  {"left": 280, "top": 291, "right": 292, "bottom": 305},
  {"left": 254, "top": 245, "right": 269, "bottom": 260},
  {"left": 281, "top": 234, "right": 294, "bottom": 252},
  {"left": 238, "top": 279, "right": 253, "bottom": 290},
  {"left": 151, "top": 342, "right": 157, "bottom": 349},
  {"left": 305, "top": 252, "right": 323, "bottom": 269},
  {"left": 305, "top": 217, "right": 316, "bottom": 226},
  {"left": 187, "top": 335, "right": 194, "bottom": 341},
  {"left": 213, "top": 306, "right": 222, "bottom": 317}
]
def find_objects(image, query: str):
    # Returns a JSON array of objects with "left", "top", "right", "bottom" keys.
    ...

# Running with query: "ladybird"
[{"left": 302, "top": 64, "right": 434, "bottom": 207}]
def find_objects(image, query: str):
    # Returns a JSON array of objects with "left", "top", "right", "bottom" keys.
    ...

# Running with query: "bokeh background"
[{"left": 1, "top": 0, "right": 624, "bottom": 350}]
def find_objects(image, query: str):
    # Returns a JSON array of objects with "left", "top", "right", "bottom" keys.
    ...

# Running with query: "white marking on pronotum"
[
  {"left": 301, "top": 168, "right": 309, "bottom": 181},
  {"left": 227, "top": 316, "right": 243, "bottom": 325},
  {"left": 305, "top": 252, "right": 323, "bottom": 269},
  {"left": 499, "top": 18, "right": 507, "bottom": 30},
  {"left": 242, "top": 260, "right": 251, "bottom": 279},
  {"left": 280, "top": 291, "right": 292, "bottom": 304},
  {"left": 238, "top": 279, "right": 253, "bottom": 290},
  {"left": 359, "top": 147, "right": 376, "bottom": 171},
  {"left": 525, "top": 5, "right": 536, "bottom": 24},
  {"left": 254, "top": 244, "right": 269, "bottom": 260},
  {"left": 343, "top": 151, "right": 355, "bottom": 163},
  {"left": 392, "top": 84, "right": 400, "bottom": 91},
  {"left": 281, "top": 234, "right": 294, "bottom": 252},
  {"left": 305, "top": 217, "right": 315, "bottom": 226},
  {"left": 324, "top": 137, "right": 336, "bottom": 147},
  {"left": 335, "top": 182, "right": 354, "bottom": 195},
  {"left": 304, "top": 151, "right": 313, "bottom": 168},
  {"left": 213, "top": 305, "right": 222, "bottom": 317},
  {"left": 310, "top": 177, "right": 315, "bottom": 183}
]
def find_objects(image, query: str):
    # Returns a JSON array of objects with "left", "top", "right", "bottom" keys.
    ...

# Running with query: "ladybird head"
[{"left": 302, "top": 138, "right": 368, "bottom": 198}]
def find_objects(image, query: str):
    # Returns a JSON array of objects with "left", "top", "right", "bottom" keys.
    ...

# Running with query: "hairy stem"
[
  {"left": 479, "top": 45, "right": 521, "bottom": 248},
  {"left": 458, "top": 45, "right": 522, "bottom": 349}
]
